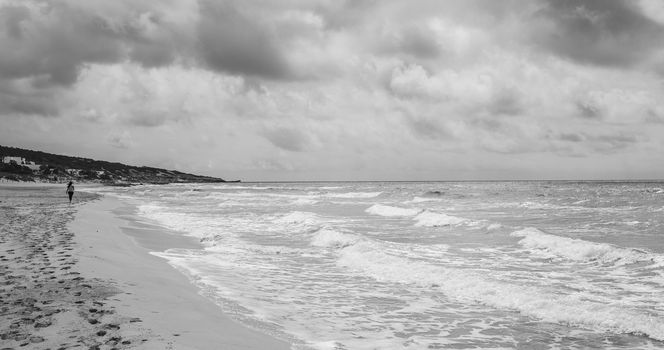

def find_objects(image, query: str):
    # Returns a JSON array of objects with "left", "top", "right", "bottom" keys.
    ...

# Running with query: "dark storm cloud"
[
  {"left": 0, "top": 84, "right": 59, "bottom": 116},
  {"left": 0, "top": 4, "right": 122, "bottom": 86},
  {"left": 0, "top": 2, "right": 189, "bottom": 85},
  {"left": 1, "top": 5, "right": 30, "bottom": 40},
  {"left": 0, "top": 0, "right": 301, "bottom": 107},
  {"left": 533, "top": 0, "right": 664, "bottom": 67},
  {"left": 197, "top": 1, "right": 292, "bottom": 80},
  {"left": 120, "top": 11, "right": 184, "bottom": 68},
  {"left": 0, "top": 1, "right": 185, "bottom": 115}
]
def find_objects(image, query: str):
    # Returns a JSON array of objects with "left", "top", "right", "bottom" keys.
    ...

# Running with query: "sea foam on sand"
[{"left": 71, "top": 194, "right": 291, "bottom": 349}]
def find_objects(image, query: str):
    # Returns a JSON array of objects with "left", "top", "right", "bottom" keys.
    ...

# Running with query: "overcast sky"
[{"left": 1, "top": 0, "right": 663, "bottom": 181}]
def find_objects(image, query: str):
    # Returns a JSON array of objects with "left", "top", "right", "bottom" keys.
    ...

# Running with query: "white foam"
[
  {"left": 338, "top": 242, "right": 664, "bottom": 341},
  {"left": 327, "top": 192, "right": 382, "bottom": 199},
  {"left": 108, "top": 182, "right": 664, "bottom": 346},
  {"left": 413, "top": 211, "right": 468, "bottom": 227},
  {"left": 137, "top": 204, "right": 221, "bottom": 239},
  {"left": 274, "top": 211, "right": 321, "bottom": 226},
  {"left": 365, "top": 204, "right": 421, "bottom": 217},
  {"left": 406, "top": 196, "right": 442, "bottom": 203},
  {"left": 212, "top": 185, "right": 271, "bottom": 190},
  {"left": 308, "top": 341, "right": 343, "bottom": 350},
  {"left": 292, "top": 198, "right": 319, "bottom": 205},
  {"left": 511, "top": 228, "right": 653, "bottom": 265},
  {"left": 310, "top": 228, "right": 360, "bottom": 248},
  {"left": 519, "top": 201, "right": 552, "bottom": 209}
]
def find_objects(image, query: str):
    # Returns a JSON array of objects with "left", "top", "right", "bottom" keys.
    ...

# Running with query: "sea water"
[{"left": 88, "top": 182, "right": 664, "bottom": 349}]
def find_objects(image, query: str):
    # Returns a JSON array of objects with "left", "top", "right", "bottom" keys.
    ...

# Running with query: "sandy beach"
[{"left": 0, "top": 184, "right": 291, "bottom": 350}]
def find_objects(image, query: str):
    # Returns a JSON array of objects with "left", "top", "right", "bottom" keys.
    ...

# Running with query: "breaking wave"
[
  {"left": 311, "top": 228, "right": 361, "bottom": 248},
  {"left": 338, "top": 241, "right": 664, "bottom": 341},
  {"left": 511, "top": 228, "right": 659, "bottom": 266}
]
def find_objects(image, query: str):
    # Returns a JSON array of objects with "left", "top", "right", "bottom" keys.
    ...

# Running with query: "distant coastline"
[{"left": 1, "top": 144, "right": 229, "bottom": 185}]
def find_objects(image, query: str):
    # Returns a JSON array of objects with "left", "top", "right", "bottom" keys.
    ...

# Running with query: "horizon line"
[{"left": 236, "top": 179, "right": 664, "bottom": 184}]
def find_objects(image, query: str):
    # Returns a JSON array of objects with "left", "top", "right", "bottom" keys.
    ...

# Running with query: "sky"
[{"left": 1, "top": 0, "right": 664, "bottom": 181}]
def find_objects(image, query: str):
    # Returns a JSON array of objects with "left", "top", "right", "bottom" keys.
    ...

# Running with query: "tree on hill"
[{"left": 0, "top": 162, "right": 32, "bottom": 175}]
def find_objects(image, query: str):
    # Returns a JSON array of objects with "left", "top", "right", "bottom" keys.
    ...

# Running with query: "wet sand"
[{"left": 0, "top": 185, "right": 291, "bottom": 349}]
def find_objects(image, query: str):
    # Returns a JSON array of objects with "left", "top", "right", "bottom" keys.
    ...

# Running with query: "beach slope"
[
  {"left": 71, "top": 195, "right": 292, "bottom": 349},
  {"left": 0, "top": 185, "right": 290, "bottom": 349}
]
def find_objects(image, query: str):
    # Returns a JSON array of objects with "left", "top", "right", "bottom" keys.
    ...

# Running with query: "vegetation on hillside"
[{"left": 0, "top": 145, "right": 227, "bottom": 184}]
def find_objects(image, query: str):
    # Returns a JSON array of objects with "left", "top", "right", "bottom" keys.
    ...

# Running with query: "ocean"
[{"left": 88, "top": 181, "right": 664, "bottom": 349}]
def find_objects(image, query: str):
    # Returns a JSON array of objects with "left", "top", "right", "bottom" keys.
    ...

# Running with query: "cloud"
[
  {"left": 0, "top": 80, "right": 61, "bottom": 116},
  {"left": 263, "top": 127, "right": 310, "bottom": 152},
  {"left": 107, "top": 130, "right": 134, "bottom": 149},
  {"left": 1, "top": 4, "right": 30, "bottom": 40},
  {"left": 638, "top": 0, "right": 664, "bottom": 25},
  {"left": 645, "top": 109, "right": 664, "bottom": 124},
  {"left": 197, "top": 1, "right": 292, "bottom": 79},
  {"left": 576, "top": 100, "right": 603, "bottom": 120},
  {"left": 0, "top": 2, "right": 130, "bottom": 86},
  {"left": 488, "top": 89, "right": 522, "bottom": 116},
  {"left": 2, "top": 0, "right": 664, "bottom": 180},
  {"left": 559, "top": 133, "right": 584, "bottom": 142},
  {"left": 403, "top": 113, "right": 450, "bottom": 140},
  {"left": 466, "top": 118, "right": 538, "bottom": 154},
  {"left": 376, "top": 23, "right": 441, "bottom": 59},
  {"left": 532, "top": 0, "right": 664, "bottom": 67},
  {"left": 0, "top": 0, "right": 193, "bottom": 115},
  {"left": 553, "top": 130, "right": 640, "bottom": 155},
  {"left": 591, "top": 133, "right": 639, "bottom": 153}
]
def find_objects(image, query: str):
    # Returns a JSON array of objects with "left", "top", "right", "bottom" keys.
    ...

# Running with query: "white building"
[
  {"left": 25, "top": 163, "right": 41, "bottom": 171},
  {"left": 2, "top": 156, "right": 42, "bottom": 171},
  {"left": 2, "top": 156, "right": 26, "bottom": 164}
]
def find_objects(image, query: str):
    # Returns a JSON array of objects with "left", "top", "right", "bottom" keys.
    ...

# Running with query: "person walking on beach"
[{"left": 66, "top": 181, "right": 75, "bottom": 204}]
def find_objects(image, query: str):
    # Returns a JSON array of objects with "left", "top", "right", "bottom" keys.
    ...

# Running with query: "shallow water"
[{"left": 88, "top": 181, "right": 664, "bottom": 349}]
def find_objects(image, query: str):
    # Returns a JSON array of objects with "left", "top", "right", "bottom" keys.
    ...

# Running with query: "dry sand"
[{"left": 0, "top": 185, "right": 291, "bottom": 349}]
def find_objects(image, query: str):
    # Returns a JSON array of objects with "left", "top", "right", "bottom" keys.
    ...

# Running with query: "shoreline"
[
  {"left": 0, "top": 184, "right": 291, "bottom": 349},
  {"left": 0, "top": 186, "right": 124, "bottom": 349},
  {"left": 71, "top": 193, "right": 292, "bottom": 349}
]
